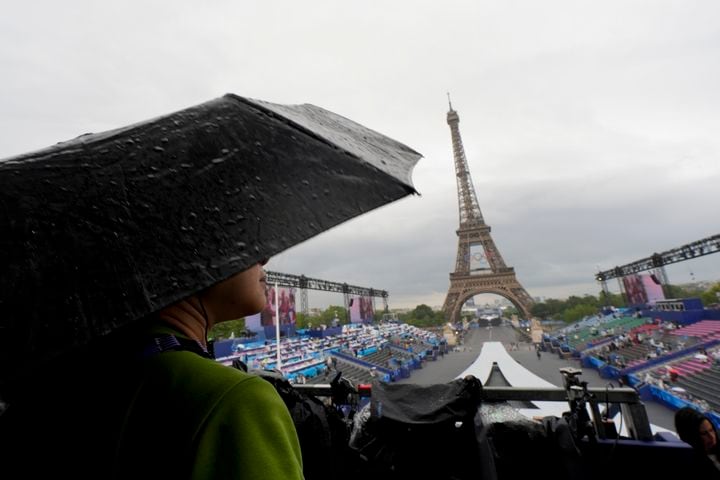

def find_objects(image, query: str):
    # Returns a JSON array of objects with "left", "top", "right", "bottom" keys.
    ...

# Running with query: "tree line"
[
  {"left": 210, "top": 281, "right": 720, "bottom": 339},
  {"left": 531, "top": 282, "right": 720, "bottom": 324}
]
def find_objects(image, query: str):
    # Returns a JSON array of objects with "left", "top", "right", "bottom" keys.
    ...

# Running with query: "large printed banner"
[
  {"left": 350, "top": 295, "right": 374, "bottom": 323},
  {"left": 642, "top": 273, "right": 665, "bottom": 305},
  {"left": 245, "top": 286, "right": 297, "bottom": 332},
  {"left": 622, "top": 273, "right": 665, "bottom": 306},
  {"left": 623, "top": 274, "right": 646, "bottom": 305}
]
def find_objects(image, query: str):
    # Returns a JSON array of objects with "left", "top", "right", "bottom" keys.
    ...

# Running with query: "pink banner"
[
  {"left": 623, "top": 274, "right": 647, "bottom": 305},
  {"left": 642, "top": 273, "right": 665, "bottom": 304},
  {"left": 259, "top": 286, "right": 297, "bottom": 327},
  {"left": 350, "top": 296, "right": 374, "bottom": 323},
  {"left": 623, "top": 273, "right": 665, "bottom": 306}
]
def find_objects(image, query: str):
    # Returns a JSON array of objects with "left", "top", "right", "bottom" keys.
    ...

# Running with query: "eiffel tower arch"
[{"left": 442, "top": 97, "right": 534, "bottom": 321}]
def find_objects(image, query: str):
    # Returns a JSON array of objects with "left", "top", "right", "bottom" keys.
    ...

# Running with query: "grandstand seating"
[
  {"left": 657, "top": 331, "right": 699, "bottom": 350},
  {"left": 617, "top": 344, "right": 653, "bottom": 367},
  {"left": 305, "top": 356, "right": 375, "bottom": 385},
  {"left": 655, "top": 358, "right": 713, "bottom": 377},
  {"left": 215, "top": 322, "right": 448, "bottom": 386},
  {"left": 675, "top": 365, "right": 720, "bottom": 411},
  {"left": 562, "top": 316, "right": 648, "bottom": 351},
  {"left": 553, "top": 309, "right": 720, "bottom": 415},
  {"left": 362, "top": 348, "right": 395, "bottom": 368},
  {"left": 669, "top": 320, "right": 720, "bottom": 341}
]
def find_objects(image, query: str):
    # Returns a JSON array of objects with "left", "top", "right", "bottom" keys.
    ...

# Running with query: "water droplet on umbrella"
[
  {"left": 161, "top": 137, "right": 169, "bottom": 143},
  {"left": 221, "top": 148, "right": 230, "bottom": 154},
  {"left": 153, "top": 146, "right": 165, "bottom": 153},
  {"left": 302, "top": 180, "right": 310, "bottom": 186},
  {"left": 212, "top": 158, "right": 225, "bottom": 164},
  {"left": 180, "top": 163, "right": 192, "bottom": 168}
]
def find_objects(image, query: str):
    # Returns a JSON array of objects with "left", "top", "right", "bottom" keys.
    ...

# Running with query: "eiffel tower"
[{"left": 442, "top": 97, "right": 534, "bottom": 320}]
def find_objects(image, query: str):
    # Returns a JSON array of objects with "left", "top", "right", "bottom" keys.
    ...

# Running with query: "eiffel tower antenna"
[{"left": 441, "top": 100, "right": 534, "bottom": 321}]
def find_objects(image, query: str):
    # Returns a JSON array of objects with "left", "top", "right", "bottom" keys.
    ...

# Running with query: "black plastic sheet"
[{"left": 0, "top": 94, "right": 421, "bottom": 385}]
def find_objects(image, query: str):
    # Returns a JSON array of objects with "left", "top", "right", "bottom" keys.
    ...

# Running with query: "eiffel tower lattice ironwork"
[{"left": 442, "top": 97, "right": 534, "bottom": 320}]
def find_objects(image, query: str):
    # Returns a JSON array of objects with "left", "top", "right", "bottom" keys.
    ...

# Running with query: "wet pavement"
[{"left": 397, "top": 325, "right": 677, "bottom": 431}]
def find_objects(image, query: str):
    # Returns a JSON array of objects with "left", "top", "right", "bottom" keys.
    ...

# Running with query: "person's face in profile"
[
  {"left": 699, "top": 419, "right": 717, "bottom": 453},
  {"left": 203, "top": 260, "right": 268, "bottom": 323}
]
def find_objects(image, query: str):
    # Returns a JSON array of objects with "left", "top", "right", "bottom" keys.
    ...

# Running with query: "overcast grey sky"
[{"left": 2, "top": 1, "right": 719, "bottom": 310}]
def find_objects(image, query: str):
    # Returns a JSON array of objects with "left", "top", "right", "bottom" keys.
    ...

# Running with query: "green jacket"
[{"left": 3, "top": 325, "right": 304, "bottom": 480}]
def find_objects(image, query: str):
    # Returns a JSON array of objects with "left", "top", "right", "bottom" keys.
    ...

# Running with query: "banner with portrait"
[
  {"left": 350, "top": 295, "right": 374, "bottom": 323},
  {"left": 623, "top": 274, "right": 647, "bottom": 305},
  {"left": 622, "top": 273, "right": 665, "bottom": 306},
  {"left": 253, "top": 286, "right": 297, "bottom": 328},
  {"left": 642, "top": 273, "right": 665, "bottom": 304}
]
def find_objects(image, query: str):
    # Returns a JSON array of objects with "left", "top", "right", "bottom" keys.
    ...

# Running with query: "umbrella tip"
[{"left": 446, "top": 92, "right": 454, "bottom": 111}]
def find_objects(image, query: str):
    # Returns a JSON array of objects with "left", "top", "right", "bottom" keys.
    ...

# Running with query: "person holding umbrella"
[{"left": 0, "top": 95, "right": 421, "bottom": 479}]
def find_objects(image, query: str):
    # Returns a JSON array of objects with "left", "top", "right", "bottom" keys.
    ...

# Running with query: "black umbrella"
[{"left": 0, "top": 94, "right": 421, "bottom": 386}]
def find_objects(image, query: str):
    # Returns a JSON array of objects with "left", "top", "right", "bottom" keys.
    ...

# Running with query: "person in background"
[{"left": 674, "top": 407, "right": 720, "bottom": 477}]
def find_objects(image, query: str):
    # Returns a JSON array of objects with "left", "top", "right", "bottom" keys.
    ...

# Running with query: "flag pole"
[{"left": 275, "top": 283, "right": 281, "bottom": 372}]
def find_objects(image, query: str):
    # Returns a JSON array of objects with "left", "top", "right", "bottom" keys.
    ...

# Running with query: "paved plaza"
[{"left": 397, "top": 326, "right": 677, "bottom": 431}]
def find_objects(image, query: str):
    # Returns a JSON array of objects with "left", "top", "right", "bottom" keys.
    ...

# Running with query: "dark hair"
[{"left": 675, "top": 407, "right": 718, "bottom": 453}]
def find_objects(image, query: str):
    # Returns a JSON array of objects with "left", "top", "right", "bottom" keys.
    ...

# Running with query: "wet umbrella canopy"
[{"left": 0, "top": 94, "right": 421, "bottom": 387}]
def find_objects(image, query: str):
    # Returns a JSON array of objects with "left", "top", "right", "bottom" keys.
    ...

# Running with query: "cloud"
[{"left": 2, "top": 1, "right": 719, "bottom": 310}]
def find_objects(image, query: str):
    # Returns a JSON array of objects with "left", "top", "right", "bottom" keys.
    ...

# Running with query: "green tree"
[
  {"left": 209, "top": 318, "right": 246, "bottom": 340},
  {"left": 545, "top": 298, "right": 565, "bottom": 317},
  {"left": 400, "top": 304, "right": 445, "bottom": 328},
  {"left": 317, "top": 305, "right": 349, "bottom": 326},
  {"left": 294, "top": 312, "right": 313, "bottom": 329},
  {"left": 701, "top": 282, "right": 720, "bottom": 307},
  {"left": 665, "top": 283, "right": 705, "bottom": 299},
  {"left": 599, "top": 291, "right": 625, "bottom": 307},
  {"left": 531, "top": 302, "right": 552, "bottom": 319},
  {"left": 562, "top": 304, "right": 597, "bottom": 323},
  {"left": 531, "top": 294, "right": 605, "bottom": 322}
]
